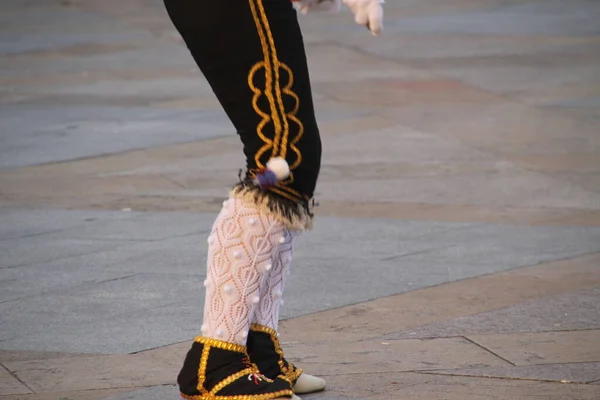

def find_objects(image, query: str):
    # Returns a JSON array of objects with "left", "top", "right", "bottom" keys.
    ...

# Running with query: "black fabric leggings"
[{"left": 164, "top": 0, "right": 322, "bottom": 204}]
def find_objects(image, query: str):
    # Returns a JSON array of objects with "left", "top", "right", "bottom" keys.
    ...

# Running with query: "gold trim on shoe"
[
  {"left": 249, "top": 324, "right": 303, "bottom": 383},
  {"left": 182, "top": 337, "right": 293, "bottom": 400},
  {"left": 194, "top": 336, "right": 247, "bottom": 353},
  {"left": 180, "top": 391, "right": 293, "bottom": 400}
]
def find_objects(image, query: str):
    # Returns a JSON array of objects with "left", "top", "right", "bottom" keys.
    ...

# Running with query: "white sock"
[
  {"left": 252, "top": 230, "right": 299, "bottom": 331},
  {"left": 201, "top": 197, "right": 287, "bottom": 345}
]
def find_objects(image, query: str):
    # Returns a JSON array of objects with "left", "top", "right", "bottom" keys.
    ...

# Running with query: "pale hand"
[
  {"left": 342, "top": 0, "right": 384, "bottom": 36},
  {"left": 293, "top": 0, "right": 384, "bottom": 36}
]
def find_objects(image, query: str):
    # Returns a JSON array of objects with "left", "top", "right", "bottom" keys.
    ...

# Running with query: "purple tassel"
[{"left": 254, "top": 169, "right": 278, "bottom": 190}]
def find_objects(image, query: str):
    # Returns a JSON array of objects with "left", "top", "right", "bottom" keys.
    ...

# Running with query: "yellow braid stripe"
[
  {"left": 209, "top": 368, "right": 256, "bottom": 395},
  {"left": 194, "top": 336, "right": 247, "bottom": 353},
  {"left": 248, "top": 62, "right": 275, "bottom": 165},
  {"left": 180, "top": 390, "right": 293, "bottom": 400},
  {"left": 248, "top": 0, "right": 281, "bottom": 168},
  {"left": 247, "top": 0, "right": 304, "bottom": 171},
  {"left": 197, "top": 344, "right": 211, "bottom": 395},
  {"left": 279, "top": 63, "right": 302, "bottom": 165},
  {"left": 254, "top": 0, "right": 290, "bottom": 158},
  {"left": 248, "top": 62, "right": 273, "bottom": 143}
]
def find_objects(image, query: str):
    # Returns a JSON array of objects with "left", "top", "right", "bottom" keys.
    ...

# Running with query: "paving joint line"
[
  {"left": 159, "top": 173, "right": 187, "bottom": 189},
  {"left": 379, "top": 244, "right": 458, "bottom": 262},
  {"left": 0, "top": 228, "right": 212, "bottom": 270},
  {"left": 0, "top": 362, "right": 35, "bottom": 394},
  {"left": 413, "top": 370, "right": 589, "bottom": 384},
  {"left": 461, "top": 336, "right": 515, "bottom": 366},
  {"left": 380, "top": 328, "right": 600, "bottom": 341},
  {"left": 0, "top": 227, "right": 79, "bottom": 243}
]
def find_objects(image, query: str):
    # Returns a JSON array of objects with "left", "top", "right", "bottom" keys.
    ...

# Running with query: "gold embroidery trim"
[
  {"left": 279, "top": 63, "right": 303, "bottom": 169},
  {"left": 198, "top": 344, "right": 211, "bottom": 395},
  {"left": 252, "top": 0, "right": 288, "bottom": 159},
  {"left": 209, "top": 368, "right": 256, "bottom": 395},
  {"left": 250, "top": 323, "right": 277, "bottom": 336},
  {"left": 180, "top": 389, "right": 293, "bottom": 400},
  {"left": 268, "top": 187, "right": 301, "bottom": 203},
  {"left": 249, "top": 324, "right": 303, "bottom": 383},
  {"left": 275, "top": 185, "right": 306, "bottom": 201},
  {"left": 285, "top": 364, "right": 303, "bottom": 383},
  {"left": 248, "top": 62, "right": 275, "bottom": 166},
  {"left": 247, "top": 0, "right": 304, "bottom": 171},
  {"left": 194, "top": 336, "right": 246, "bottom": 353}
]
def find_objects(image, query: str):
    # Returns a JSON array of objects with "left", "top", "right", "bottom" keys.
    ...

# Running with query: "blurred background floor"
[{"left": 1, "top": 1, "right": 599, "bottom": 399}]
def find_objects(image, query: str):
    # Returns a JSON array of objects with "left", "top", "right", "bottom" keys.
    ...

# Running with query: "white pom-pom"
[{"left": 266, "top": 157, "right": 290, "bottom": 180}]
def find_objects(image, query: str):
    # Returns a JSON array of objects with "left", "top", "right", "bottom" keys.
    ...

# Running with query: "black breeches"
[{"left": 163, "top": 0, "right": 322, "bottom": 203}]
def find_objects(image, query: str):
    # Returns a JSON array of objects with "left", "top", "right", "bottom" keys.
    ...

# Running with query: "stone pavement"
[{"left": 1, "top": 0, "right": 599, "bottom": 399}]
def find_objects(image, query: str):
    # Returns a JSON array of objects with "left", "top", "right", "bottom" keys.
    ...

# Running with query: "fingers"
[
  {"left": 354, "top": 9, "right": 368, "bottom": 26},
  {"left": 367, "top": 2, "right": 383, "bottom": 36},
  {"left": 343, "top": 0, "right": 384, "bottom": 36}
]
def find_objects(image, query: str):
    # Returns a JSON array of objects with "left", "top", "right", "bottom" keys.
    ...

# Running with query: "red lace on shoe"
[{"left": 242, "top": 357, "right": 264, "bottom": 385}]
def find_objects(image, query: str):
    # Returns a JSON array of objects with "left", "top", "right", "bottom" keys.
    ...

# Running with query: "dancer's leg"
[{"left": 164, "top": 0, "right": 322, "bottom": 398}]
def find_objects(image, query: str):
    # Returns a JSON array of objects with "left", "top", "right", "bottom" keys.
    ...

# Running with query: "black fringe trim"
[{"left": 231, "top": 180, "right": 314, "bottom": 231}]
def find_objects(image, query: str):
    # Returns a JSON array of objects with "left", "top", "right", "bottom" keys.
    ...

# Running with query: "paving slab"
[
  {"left": 320, "top": 164, "right": 600, "bottom": 210},
  {"left": 374, "top": 374, "right": 600, "bottom": 400},
  {"left": 281, "top": 253, "right": 600, "bottom": 343},
  {"left": 282, "top": 336, "right": 510, "bottom": 376},
  {"left": 315, "top": 201, "right": 600, "bottom": 227},
  {"left": 387, "top": 287, "right": 600, "bottom": 339},
  {"left": 0, "top": 388, "right": 132, "bottom": 400},
  {"left": 3, "top": 353, "right": 174, "bottom": 392},
  {"left": 0, "top": 105, "right": 231, "bottom": 170},
  {"left": 0, "top": 273, "right": 202, "bottom": 352},
  {"left": 0, "top": 366, "right": 31, "bottom": 396},
  {"left": 390, "top": 0, "right": 600, "bottom": 35},
  {"left": 0, "top": 350, "right": 101, "bottom": 363},
  {"left": 298, "top": 372, "right": 600, "bottom": 400},
  {"left": 0, "top": 298, "right": 201, "bottom": 354},
  {"left": 0, "top": 7, "right": 138, "bottom": 55},
  {"left": 101, "top": 385, "right": 178, "bottom": 400},
  {"left": 0, "top": 236, "right": 127, "bottom": 270},
  {"left": 467, "top": 330, "right": 600, "bottom": 366},
  {"left": 0, "top": 209, "right": 213, "bottom": 269},
  {"left": 0, "top": 209, "right": 100, "bottom": 241},
  {"left": 424, "top": 362, "right": 600, "bottom": 384}
]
